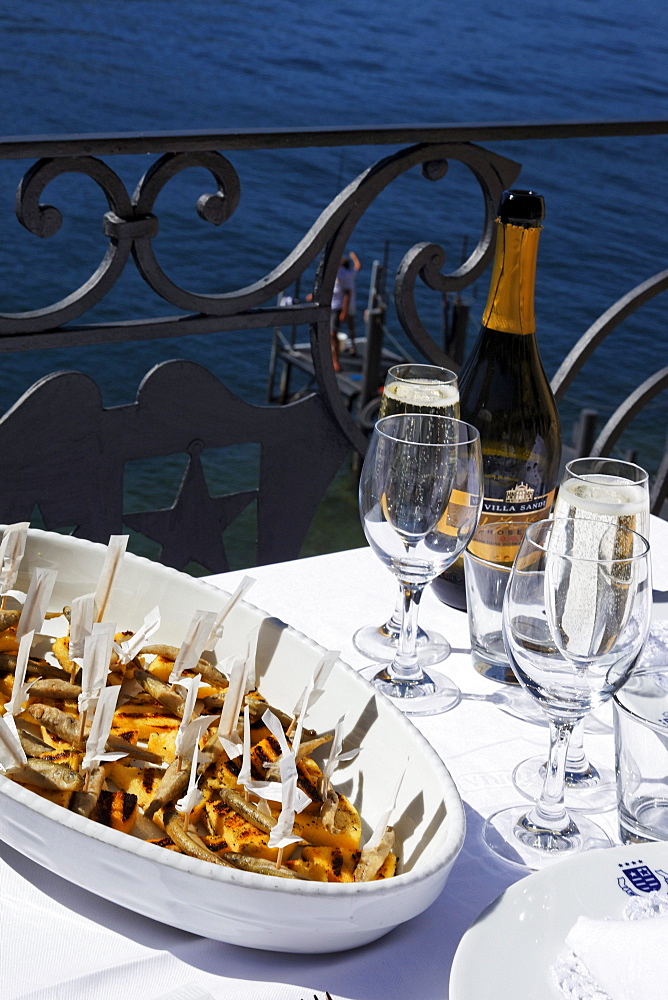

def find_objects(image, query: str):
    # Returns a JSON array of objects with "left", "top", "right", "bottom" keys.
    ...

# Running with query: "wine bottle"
[{"left": 431, "top": 189, "right": 562, "bottom": 609}]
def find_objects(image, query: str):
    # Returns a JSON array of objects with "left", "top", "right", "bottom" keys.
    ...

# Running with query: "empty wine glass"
[
  {"left": 353, "top": 364, "right": 459, "bottom": 667},
  {"left": 358, "top": 413, "right": 482, "bottom": 715},
  {"left": 512, "top": 457, "right": 650, "bottom": 811},
  {"left": 483, "top": 516, "right": 651, "bottom": 869}
]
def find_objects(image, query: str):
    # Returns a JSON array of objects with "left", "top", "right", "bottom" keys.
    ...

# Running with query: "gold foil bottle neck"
[{"left": 481, "top": 220, "right": 542, "bottom": 335}]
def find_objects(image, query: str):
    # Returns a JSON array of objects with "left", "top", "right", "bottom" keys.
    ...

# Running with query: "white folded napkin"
[
  {"left": 564, "top": 913, "right": 668, "bottom": 1000},
  {"left": 554, "top": 895, "right": 668, "bottom": 1000}
]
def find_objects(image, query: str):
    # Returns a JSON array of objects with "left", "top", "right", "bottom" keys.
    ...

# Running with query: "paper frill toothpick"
[
  {"left": 216, "top": 655, "right": 247, "bottom": 758},
  {"left": 360, "top": 768, "right": 405, "bottom": 854},
  {"left": 175, "top": 673, "right": 202, "bottom": 738},
  {"left": 291, "top": 649, "right": 339, "bottom": 721},
  {"left": 68, "top": 594, "right": 95, "bottom": 664},
  {"left": 205, "top": 576, "right": 255, "bottom": 650},
  {"left": 175, "top": 712, "right": 217, "bottom": 767},
  {"left": 243, "top": 627, "right": 260, "bottom": 695},
  {"left": 81, "top": 684, "right": 126, "bottom": 772},
  {"left": 168, "top": 609, "right": 217, "bottom": 685},
  {"left": 0, "top": 715, "right": 27, "bottom": 770},
  {"left": 173, "top": 673, "right": 215, "bottom": 764},
  {"left": 4, "top": 630, "right": 35, "bottom": 717},
  {"left": 0, "top": 522, "right": 29, "bottom": 597},
  {"left": 175, "top": 739, "right": 204, "bottom": 830},
  {"left": 321, "top": 714, "right": 360, "bottom": 790},
  {"left": 237, "top": 703, "right": 253, "bottom": 790},
  {"left": 16, "top": 567, "right": 58, "bottom": 641},
  {"left": 115, "top": 605, "right": 161, "bottom": 665},
  {"left": 267, "top": 750, "right": 308, "bottom": 853},
  {"left": 78, "top": 622, "right": 116, "bottom": 717},
  {"left": 289, "top": 653, "right": 338, "bottom": 756},
  {"left": 243, "top": 708, "right": 309, "bottom": 810},
  {"left": 93, "top": 535, "right": 128, "bottom": 623},
  {"left": 262, "top": 707, "right": 291, "bottom": 758}
]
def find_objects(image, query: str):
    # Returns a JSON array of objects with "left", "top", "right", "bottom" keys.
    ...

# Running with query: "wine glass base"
[
  {"left": 482, "top": 804, "right": 613, "bottom": 870},
  {"left": 353, "top": 623, "right": 451, "bottom": 665},
  {"left": 358, "top": 663, "right": 461, "bottom": 716},
  {"left": 512, "top": 755, "right": 617, "bottom": 812}
]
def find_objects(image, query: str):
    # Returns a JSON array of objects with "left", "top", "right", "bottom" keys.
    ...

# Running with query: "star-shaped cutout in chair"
[{"left": 124, "top": 450, "right": 257, "bottom": 573}]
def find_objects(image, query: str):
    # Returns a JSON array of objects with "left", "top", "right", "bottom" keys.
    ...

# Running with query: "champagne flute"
[
  {"left": 483, "top": 517, "right": 651, "bottom": 869},
  {"left": 353, "top": 364, "right": 460, "bottom": 666},
  {"left": 358, "top": 413, "right": 482, "bottom": 715},
  {"left": 512, "top": 457, "right": 650, "bottom": 811}
]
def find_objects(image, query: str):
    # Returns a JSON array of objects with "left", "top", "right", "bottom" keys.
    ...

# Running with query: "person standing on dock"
[{"left": 330, "top": 251, "right": 361, "bottom": 371}]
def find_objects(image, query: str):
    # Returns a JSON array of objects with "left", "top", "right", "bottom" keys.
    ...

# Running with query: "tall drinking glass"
[
  {"left": 353, "top": 364, "right": 460, "bottom": 666},
  {"left": 483, "top": 517, "right": 651, "bottom": 869},
  {"left": 512, "top": 457, "right": 650, "bottom": 810},
  {"left": 358, "top": 413, "right": 482, "bottom": 715}
]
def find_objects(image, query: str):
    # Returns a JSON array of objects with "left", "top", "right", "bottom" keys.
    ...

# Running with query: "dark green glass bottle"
[{"left": 432, "top": 189, "right": 562, "bottom": 610}]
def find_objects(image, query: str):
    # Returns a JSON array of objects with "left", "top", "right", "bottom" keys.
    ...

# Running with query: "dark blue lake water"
[{"left": 1, "top": 0, "right": 667, "bottom": 561}]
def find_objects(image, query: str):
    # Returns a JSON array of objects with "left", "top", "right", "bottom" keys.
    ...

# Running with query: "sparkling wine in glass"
[
  {"left": 512, "top": 457, "right": 650, "bottom": 811},
  {"left": 358, "top": 413, "right": 482, "bottom": 715},
  {"left": 483, "top": 516, "right": 651, "bottom": 869},
  {"left": 353, "top": 364, "right": 460, "bottom": 667}
]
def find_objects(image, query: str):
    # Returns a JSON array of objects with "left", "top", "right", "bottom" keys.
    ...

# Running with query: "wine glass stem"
[
  {"left": 527, "top": 719, "right": 576, "bottom": 833},
  {"left": 392, "top": 580, "right": 425, "bottom": 681},
  {"left": 564, "top": 718, "right": 592, "bottom": 776},
  {"left": 387, "top": 588, "right": 404, "bottom": 635}
]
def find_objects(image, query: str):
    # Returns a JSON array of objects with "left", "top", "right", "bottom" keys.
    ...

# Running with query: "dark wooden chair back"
[{"left": 0, "top": 360, "right": 351, "bottom": 573}]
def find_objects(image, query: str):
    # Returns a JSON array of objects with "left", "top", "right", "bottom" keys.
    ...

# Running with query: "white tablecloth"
[{"left": 2, "top": 516, "right": 667, "bottom": 999}]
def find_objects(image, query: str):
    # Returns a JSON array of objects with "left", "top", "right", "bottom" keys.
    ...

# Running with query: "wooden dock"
[{"left": 266, "top": 260, "right": 410, "bottom": 429}]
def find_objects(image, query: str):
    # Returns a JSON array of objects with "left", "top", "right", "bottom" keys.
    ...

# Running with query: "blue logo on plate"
[{"left": 617, "top": 861, "right": 668, "bottom": 896}]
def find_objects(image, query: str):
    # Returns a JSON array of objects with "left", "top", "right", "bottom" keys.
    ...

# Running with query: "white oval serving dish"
[{"left": 0, "top": 529, "right": 465, "bottom": 953}]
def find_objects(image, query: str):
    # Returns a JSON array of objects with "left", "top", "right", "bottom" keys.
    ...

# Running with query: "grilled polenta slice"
[
  {"left": 202, "top": 799, "right": 289, "bottom": 863},
  {"left": 37, "top": 744, "right": 83, "bottom": 772},
  {"left": 111, "top": 700, "right": 180, "bottom": 740},
  {"left": 14, "top": 782, "right": 73, "bottom": 809},
  {"left": 143, "top": 654, "right": 175, "bottom": 682},
  {"left": 287, "top": 845, "right": 396, "bottom": 882},
  {"left": 96, "top": 789, "right": 138, "bottom": 834},
  {"left": 110, "top": 763, "right": 165, "bottom": 813},
  {"left": 147, "top": 835, "right": 182, "bottom": 853},
  {"left": 211, "top": 737, "right": 324, "bottom": 813},
  {"left": 291, "top": 792, "right": 362, "bottom": 851},
  {"left": 146, "top": 729, "right": 178, "bottom": 763},
  {"left": 110, "top": 762, "right": 206, "bottom": 829},
  {"left": 201, "top": 833, "right": 229, "bottom": 854},
  {"left": 144, "top": 655, "right": 220, "bottom": 700}
]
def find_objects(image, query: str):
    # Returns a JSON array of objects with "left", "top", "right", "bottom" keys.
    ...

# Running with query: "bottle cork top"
[{"left": 498, "top": 189, "right": 545, "bottom": 226}]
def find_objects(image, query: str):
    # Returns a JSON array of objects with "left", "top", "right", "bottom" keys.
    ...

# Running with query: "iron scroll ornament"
[
  {"left": 6, "top": 141, "right": 520, "bottom": 326},
  {"left": 6, "top": 156, "right": 141, "bottom": 333},
  {"left": 130, "top": 141, "right": 521, "bottom": 322},
  {"left": 4, "top": 141, "right": 521, "bottom": 450}
]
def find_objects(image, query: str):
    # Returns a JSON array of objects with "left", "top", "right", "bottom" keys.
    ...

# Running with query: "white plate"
[
  {"left": 450, "top": 842, "right": 668, "bottom": 998},
  {"left": 0, "top": 529, "right": 465, "bottom": 953}
]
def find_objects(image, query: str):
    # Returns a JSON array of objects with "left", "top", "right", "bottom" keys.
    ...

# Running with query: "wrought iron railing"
[{"left": 0, "top": 119, "right": 666, "bottom": 568}]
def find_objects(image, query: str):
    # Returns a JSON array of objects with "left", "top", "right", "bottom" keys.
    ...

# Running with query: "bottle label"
[
  {"left": 481, "top": 486, "right": 553, "bottom": 516},
  {"left": 468, "top": 489, "right": 556, "bottom": 564}
]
